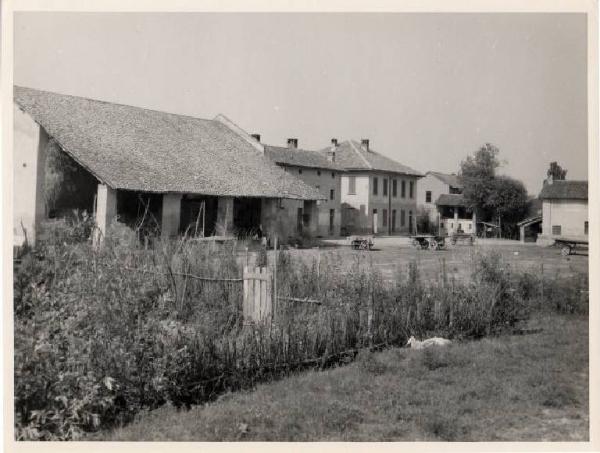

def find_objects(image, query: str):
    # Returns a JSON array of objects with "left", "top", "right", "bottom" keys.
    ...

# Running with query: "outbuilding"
[{"left": 13, "top": 86, "right": 323, "bottom": 246}]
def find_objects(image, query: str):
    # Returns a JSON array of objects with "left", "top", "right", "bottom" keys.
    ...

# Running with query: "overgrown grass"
[
  {"left": 13, "top": 220, "right": 588, "bottom": 440},
  {"left": 103, "top": 314, "right": 588, "bottom": 441}
]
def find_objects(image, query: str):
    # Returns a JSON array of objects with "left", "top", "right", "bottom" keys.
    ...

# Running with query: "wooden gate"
[{"left": 242, "top": 266, "right": 272, "bottom": 324}]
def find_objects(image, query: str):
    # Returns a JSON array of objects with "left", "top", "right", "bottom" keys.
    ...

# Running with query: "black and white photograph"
[{"left": 2, "top": 0, "right": 598, "bottom": 447}]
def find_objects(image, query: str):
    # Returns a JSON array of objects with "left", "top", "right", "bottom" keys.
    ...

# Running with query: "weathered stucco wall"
[
  {"left": 14, "top": 105, "right": 48, "bottom": 245},
  {"left": 416, "top": 174, "right": 450, "bottom": 221},
  {"left": 282, "top": 166, "right": 342, "bottom": 237},
  {"left": 542, "top": 199, "right": 588, "bottom": 238}
]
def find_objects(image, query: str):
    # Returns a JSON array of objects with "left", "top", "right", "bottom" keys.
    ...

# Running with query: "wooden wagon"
[
  {"left": 449, "top": 232, "right": 475, "bottom": 246},
  {"left": 554, "top": 237, "right": 588, "bottom": 256},
  {"left": 411, "top": 234, "right": 446, "bottom": 250},
  {"left": 349, "top": 235, "right": 374, "bottom": 250}
]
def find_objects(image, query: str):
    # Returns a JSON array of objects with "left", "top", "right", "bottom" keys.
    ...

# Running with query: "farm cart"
[
  {"left": 554, "top": 237, "right": 588, "bottom": 256},
  {"left": 450, "top": 233, "right": 475, "bottom": 246},
  {"left": 411, "top": 234, "right": 446, "bottom": 250},
  {"left": 350, "top": 236, "right": 374, "bottom": 250}
]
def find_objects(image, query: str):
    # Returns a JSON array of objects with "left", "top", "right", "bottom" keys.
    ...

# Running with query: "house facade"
[
  {"left": 416, "top": 171, "right": 475, "bottom": 235},
  {"left": 538, "top": 178, "right": 588, "bottom": 244},
  {"left": 263, "top": 139, "right": 343, "bottom": 237},
  {"left": 322, "top": 139, "right": 422, "bottom": 235},
  {"left": 13, "top": 86, "right": 323, "bottom": 246},
  {"left": 416, "top": 172, "right": 462, "bottom": 221}
]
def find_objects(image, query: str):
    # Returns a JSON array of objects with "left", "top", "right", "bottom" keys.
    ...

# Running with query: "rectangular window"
[
  {"left": 392, "top": 179, "right": 397, "bottom": 197},
  {"left": 383, "top": 209, "right": 388, "bottom": 227},
  {"left": 425, "top": 191, "right": 432, "bottom": 203},
  {"left": 400, "top": 209, "right": 406, "bottom": 227},
  {"left": 552, "top": 225, "right": 561, "bottom": 236},
  {"left": 373, "top": 177, "right": 379, "bottom": 196},
  {"left": 392, "top": 209, "right": 397, "bottom": 231},
  {"left": 330, "top": 189, "right": 334, "bottom": 200},
  {"left": 348, "top": 176, "right": 356, "bottom": 195},
  {"left": 585, "top": 221, "right": 589, "bottom": 235},
  {"left": 401, "top": 180, "right": 406, "bottom": 198},
  {"left": 409, "top": 181, "right": 414, "bottom": 198},
  {"left": 383, "top": 179, "right": 388, "bottom": 197}
]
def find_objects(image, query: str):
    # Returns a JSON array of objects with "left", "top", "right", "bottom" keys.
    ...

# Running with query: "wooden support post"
[{"left": 273, "top": 236, "right": 278, "bottom": 323}]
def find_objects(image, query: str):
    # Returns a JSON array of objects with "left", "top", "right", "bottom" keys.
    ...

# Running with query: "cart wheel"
[
  {"left": 428, "top": 239, "right": 438, "bottom": 250},
  {"left": 360, "top": 241, "right": 368, "bottom": 250},
  {"left": 412, "top": 239, "right": 421, "bottom": 249},
  {"left": 561, "top": 245, "right": 571, "bottom": 256}
]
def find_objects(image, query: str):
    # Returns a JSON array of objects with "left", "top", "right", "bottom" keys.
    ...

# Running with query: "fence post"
[
  {"left": 243, "top": 266, "right": 249, "bottom": 324},
  {"left": 273, "top": 236, "right": 278, "bottom": 323},
  {"left": 540, "top": 262, "right": 544, "bottom": 303}
]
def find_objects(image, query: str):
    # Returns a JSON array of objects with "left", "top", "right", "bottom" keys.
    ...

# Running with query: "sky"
[{"left": 14, "top": 12, "right": 588, "bottom": 194}]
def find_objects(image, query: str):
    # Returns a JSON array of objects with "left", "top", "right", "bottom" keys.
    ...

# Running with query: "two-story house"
[
  {"left": 416, "top": 171, "right": 476, "bottom": 235},
  {"left": 263, "top": 138, "right": 344, "bottom": 237},
  {"left": 321, "top": 139, "right": 422, "bottom": 236}
]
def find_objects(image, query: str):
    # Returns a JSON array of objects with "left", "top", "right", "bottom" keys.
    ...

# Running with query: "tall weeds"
[{"left": 13, "top": 221, "right": 588, "bottom": 440}]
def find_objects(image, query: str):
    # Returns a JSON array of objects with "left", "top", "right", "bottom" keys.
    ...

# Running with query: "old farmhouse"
[
  {"left": 13, "top": 86, "right": 324, "bottom": 246},
  {"left": 537, "top": 178, "right": 588, "bottom": 244},
  {"left": 262, "top": 138, "right": 344, "bottom": 237},
  {"left": 416, "top": 171, "right": 476, "bottom": 235},
  {"left": 322, "top": 139, "right": 422, "bottom": 236}
]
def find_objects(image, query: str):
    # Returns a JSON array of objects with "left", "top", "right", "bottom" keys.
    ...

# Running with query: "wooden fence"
[{"left": 242, "top": 266, "right": 273, "bottom": 324}]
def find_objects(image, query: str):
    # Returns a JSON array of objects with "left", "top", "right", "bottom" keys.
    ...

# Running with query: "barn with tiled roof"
[{"left": 13, "top": 86, "right": 323, "bottom": 245}]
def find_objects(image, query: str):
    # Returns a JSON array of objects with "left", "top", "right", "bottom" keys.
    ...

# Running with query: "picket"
[{"left": 243, "top": 265, "right": 272, "bottom": 324}]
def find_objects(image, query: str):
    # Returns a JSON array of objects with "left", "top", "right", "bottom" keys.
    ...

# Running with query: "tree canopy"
[
  {"left": 459, "top": 143, "right": 529, "bottom": 233},
  {"left": 547, "top": 161, "right": 567, "bottom": 180}
]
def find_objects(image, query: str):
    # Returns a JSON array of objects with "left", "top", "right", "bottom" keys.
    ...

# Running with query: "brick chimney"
[
  {"left": 361, "top": 138, "right": 370, "bottom": 152},
  {"left": 251, "top": 133, "right": 261, "bottom": 142},
  {"left": 287, "top": 138, "right": 298, "bottom": 149},
  {"left": 327, "top": 138, "right": 338, "bottom": 162}
]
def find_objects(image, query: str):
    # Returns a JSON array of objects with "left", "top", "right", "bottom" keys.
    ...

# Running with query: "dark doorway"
[
  {"left": 180, "top": 195, "right": 218, "bottom": 237},
  {"left": 233, "top": 197, "right": 262, "bottom": 237},
  {"left": 117, "top": 191, "right": 163, "bottom": 239},
  {"left": 297, "top": 207, "right": 303, "bottom": 233},
  {"left": 329, "top": 209, "right": 335, "bottom": 235},
  {"left": 392, "top": 209, "right": 397, "bottom": 233}
]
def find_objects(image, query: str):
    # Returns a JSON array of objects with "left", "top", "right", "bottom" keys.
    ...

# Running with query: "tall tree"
[
  {"left": 485, "top": 176, "right": 529, "bottom": 226},
  {"left": 547, "top": 161, "right": 567, "bottom": 180},
  {"left": 459, "top": 143, "right": 500, "bottom": 219}
]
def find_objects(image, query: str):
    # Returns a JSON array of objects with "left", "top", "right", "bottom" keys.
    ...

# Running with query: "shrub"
[{"left": 13, "top": 224, "right": 588, "bottom": 440}]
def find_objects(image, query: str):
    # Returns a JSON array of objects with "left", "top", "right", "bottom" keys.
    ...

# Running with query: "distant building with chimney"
[
  {"left": 537, "top": 174, "right": 588, "bottom": 244},
  {"left": 263, "top": 137, "right": 344, "bottom": 237},
  {"left": 321, "top": 139, "right": 422, "bottom": 236}
]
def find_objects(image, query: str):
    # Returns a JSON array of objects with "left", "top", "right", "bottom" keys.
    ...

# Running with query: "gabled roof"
[
  {"left": 427, "top": 171, "right": 463, "bottom": 189},
  {"left": 13, "top": 86, "right": 322, "bottom": 200},
  {"left": 264, "top": 145, "right": 344, "bottom": 171},
  {"left": 538, "top": 180, "right": 588, "bottom": 200},
  {"left": 436, "top": 193, "right": 468, "bottom": 207},
  {"left": 319, "top": 140, "right": 422, "bottom": 176}
]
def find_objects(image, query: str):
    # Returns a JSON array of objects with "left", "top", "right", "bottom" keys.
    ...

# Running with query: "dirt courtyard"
[{"left": 277, "top": 238, "right": 588, "bottom": 283}]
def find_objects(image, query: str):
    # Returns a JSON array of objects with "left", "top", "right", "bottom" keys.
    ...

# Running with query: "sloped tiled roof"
[
  {"left": 319, "top": 140, "right": 422, "bottom": 176},
  {"left": 264, "top": 145, "right": 344, "bottom": 171},
  {"left": 436, "top": 193, "right": 467, "bottom": 207},
  {"left": 538, "top": 180, "right": 588, "bottom": 200},
  {"left": 13, "top": 86, "right": 323, "bottom": 200},
  {"left": 428, "top": 171, "right": 463, "bottom": 189}
]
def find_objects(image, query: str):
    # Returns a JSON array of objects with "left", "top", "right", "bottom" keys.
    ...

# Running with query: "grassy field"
[
  {"left": 281, "top": 240, "right": 588, "bottom": 284},
  {"left": 103, "top": 313, "right": 588, "bottom": 441}
]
